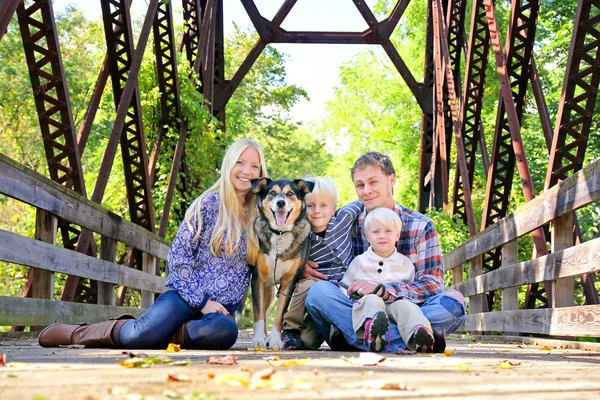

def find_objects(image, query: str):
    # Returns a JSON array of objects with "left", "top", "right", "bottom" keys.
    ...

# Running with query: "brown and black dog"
[{"left": 247, "top": 178, "right": 314, "bottom": 349}]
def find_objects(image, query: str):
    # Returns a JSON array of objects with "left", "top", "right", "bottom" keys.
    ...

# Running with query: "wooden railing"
[
  {"left": 444, "top": 158, "right": 600, "bottom": 338},
  {"left": 0, "top": 154, "right": 170, "bottom": 328}
]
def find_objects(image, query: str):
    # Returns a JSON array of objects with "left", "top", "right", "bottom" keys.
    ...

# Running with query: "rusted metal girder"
[
  {"left": 536, "top": 0, "right": 600, "bottom": 307},
  {"left": 62, "top": 0, "right": 159, "bottom": 301},
  {"left": 0, "top": 0, "right": 20, "bottom": 41},
  {"left": 418, "top": 0, "right": 436, "bottom": 213},
  {"left": 451, "top": 0, "right": 490, "bottom": 226},
  {"left": 15, "top": 0, "right": 103, "bottom": 307},
  {"left": 545, "top": 0, "right": 600, "bottom": 190},
  {"left": 181, "top": 0, "right": 204, "bottom": 70},
  {"left": 480, "top": 0, "right": 549, "bottom": 310},
  {"left": 432, "top": 0, "right": 476, "bottom": 235}
]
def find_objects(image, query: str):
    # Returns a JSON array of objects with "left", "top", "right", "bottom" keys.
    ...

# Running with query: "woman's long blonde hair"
[{"left": 184, "top": 138, "right": 268, "bottom": 256}]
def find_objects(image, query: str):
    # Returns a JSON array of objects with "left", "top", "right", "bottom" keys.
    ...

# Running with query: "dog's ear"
[
  {"left": 294, "top": 179, "right": 314, "bottom": 195},
  {"left": 251, "top": 177, "right": 271, "bottom": 194}
]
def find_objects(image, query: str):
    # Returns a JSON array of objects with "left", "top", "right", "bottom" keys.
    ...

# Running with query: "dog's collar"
[{"left": 268, "top": 225, "right": 290, "bottom": 235}]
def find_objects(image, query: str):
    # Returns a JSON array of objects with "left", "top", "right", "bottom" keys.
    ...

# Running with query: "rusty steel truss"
[{"left": 0, "top": 0, "right": 598, "bottom": 310}]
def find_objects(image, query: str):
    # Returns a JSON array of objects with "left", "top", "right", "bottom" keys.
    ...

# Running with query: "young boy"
[
  {"left": 340, "top": 207, "right": 435, "bottom": 352},
  {"left": 281, "top": 177, "right": 361, "bottom": 350}
]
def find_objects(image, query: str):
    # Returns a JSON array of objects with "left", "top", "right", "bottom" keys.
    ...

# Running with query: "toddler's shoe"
[
  {"left": 407, "top": 325, "right": 434, "bottom": 353},
  {"left": 363, "top": 311, "right": 389, "bottom": 352}
]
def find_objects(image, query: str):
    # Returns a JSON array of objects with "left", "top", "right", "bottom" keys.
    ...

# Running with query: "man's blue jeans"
[
  {"left": 118, "top": 290, "right": 239, "bottom": 350},
  {"left": 305, "top": 280, "right": 466, "bottom": 351}
]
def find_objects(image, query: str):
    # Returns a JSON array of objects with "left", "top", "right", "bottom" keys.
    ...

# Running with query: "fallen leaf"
[
  {"left": 267, "top": 357, "right": 311, "bottom": 367},
  {"left": 456, "top": 364, "right": 470, "bottom": 371},
  {"left": 253, "top": 368, "right": 276, "bottom": 379},
  {"left": 342, "top": 379, "right": 411, "bottom": 390},
  {"left": 291, "top": 378, "right": 313, "bottom": 390},
  {"left": 169, "top": 359, "right": 192, "bottom": 367},
  {"left": 540, "top": 345, "right": 553, "bottom": 351},
  {"left": 119, "top": 356, "right": 172, "bottom": 368},
  {"left": 421, "top": 366, "right": 443, "bottom": 370},
  {"left": 361, "top": 370, "right": 375, "bottom": 376},
  {"left": 263, "top": 355, "right": 280, "bottom": 361},
  {"left": 167, "top": 374, "right": 190, "bottom": 382},
  {"left": 5, "top": 373, "right": 17, "bottom": 378},
  {"left": 207, "top": 373, "right": 215, "bottom": 379},
  {"left": 498, "top": 360, "right": 512, "bottom": 369},
  {"left": 248, "top": 375, "right": 286, "bottom": 390},
  {"left": 342, "top": 352, "right": 387, "bottom": 366},
  {"left": 5, "top": 362, "right": 29, "bottom": 367},
  {"left": 499, "top": 350, "right": 512, "bottom": 353},
  {"left": 443, "top": 349, "right": 453, "bottom": 356},
  {"left": 207, "top": 355, "right": 237, "bottom": 365},
  {"left": 166, "top": 343, "right": 181, "bottom": 353},
  {"left": 163, "top": 389, "right": 183, "bottom": 398},
  {"left": 0, "top": 354, "right": 5, "bottom": 367},
  {"left": 213, "top": 372, "right": 251, "bottom": 387},
  {"left": 58, "top": 344, "right": 85, "bottom": 349}
]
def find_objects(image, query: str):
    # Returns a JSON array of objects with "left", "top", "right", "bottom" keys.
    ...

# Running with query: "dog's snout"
[{"left": 276, "top": 199, "right": 286, "bottom": 208}]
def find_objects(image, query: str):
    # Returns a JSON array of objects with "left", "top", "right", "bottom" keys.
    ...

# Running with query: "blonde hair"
[
  {"left": 184, "top": 138, "right": 268, "bottom": 256},
  {"left": 304, "top": 176, "right": 338, "bottom": 207},
  {"left": 364, "top": 207, "right": 402, "bottom": 234}
]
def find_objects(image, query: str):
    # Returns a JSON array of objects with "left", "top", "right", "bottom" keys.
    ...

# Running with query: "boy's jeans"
[{"left": 305, "top": 280, "right": 466, "bottom": 352}]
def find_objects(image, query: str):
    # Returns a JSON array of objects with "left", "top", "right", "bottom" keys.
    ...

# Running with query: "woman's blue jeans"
[
  {"left": 305, "top": 280, "right": 466, "bottom": 352},
  {"left": 118, "top": 290, "right": 239, "bottom": 350}
]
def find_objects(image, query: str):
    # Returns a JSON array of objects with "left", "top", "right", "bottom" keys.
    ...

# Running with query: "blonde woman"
[{"left": 39, "top": 138, "right": 268, "bottom": 350}]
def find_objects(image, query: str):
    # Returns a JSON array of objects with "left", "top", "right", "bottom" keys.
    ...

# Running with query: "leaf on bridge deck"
[
  {"left": 166, "top": 343, "right": 181, "bottom": 352},
  {"left": 0, "top": 354, "right": 5, "bottom": 366},
  {"left": 342, "top": 352, "right": 386, "bottom": 366},
  {"left": 207, "top": 355, "right": 237, "bottom": 365},
  {"left": 267, "top": 357, "right": 311, "bottom": 367}
]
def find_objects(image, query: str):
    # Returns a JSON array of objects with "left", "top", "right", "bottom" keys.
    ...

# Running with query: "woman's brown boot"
[{"left": 38, "top": 315, "right": 134, "bottom": 348}]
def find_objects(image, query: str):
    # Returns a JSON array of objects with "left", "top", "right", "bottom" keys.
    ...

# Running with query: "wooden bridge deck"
[{"left": 2, "top": 333, "right": 599, "bottom": 400}]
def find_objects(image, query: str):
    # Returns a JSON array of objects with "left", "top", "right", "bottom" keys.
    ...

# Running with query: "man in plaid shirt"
[{"left": 304, "top": 152, "right": 466, "bottom": 353}]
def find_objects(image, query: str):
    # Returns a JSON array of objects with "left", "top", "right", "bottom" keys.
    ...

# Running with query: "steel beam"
[
  {"left": 0, "top": 0, "right": 20, "bottom": 42},
  {"left": 451, "top": 0, "right": 490, "bottom": 225},
  {"left": 433, "top": 0, "right": 476, "bottom": 234},
  {"left": 480, "top": 0, "right": 547, "bottom": 279}
]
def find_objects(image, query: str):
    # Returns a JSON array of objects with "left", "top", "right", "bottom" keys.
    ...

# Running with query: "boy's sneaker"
[
  {"left": 363, "top": 311, "right": 389, "bottom": 352},
  {"left": 407, "top": 325, "right": 434, "bottom": 353},
  {"left": 432, "top": 328, "right": 446, "bottom": 353},
  {"left": 282, "top": 329, "right": 304, "bottom": 350}
]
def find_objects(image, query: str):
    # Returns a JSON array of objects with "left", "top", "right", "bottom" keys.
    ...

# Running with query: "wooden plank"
[
  {"left": 461, "top": 305, "right": 600, "bottom": 337},
  {"left": 0, "top": 154, "right": 170, "bottom": 260},
  {"left": 551, "top": 213, "right": 574, "bottom": 307},
  {"left": 501, "top": 239, "right": 519, "bottom": 312},
  {"left": 0, "top": 228, "right": 167, "bottom": 294},
  {"left": 141, "top": 252, "right": 156, "bottom": 308},
  {"left": 0, "top": 296, "right": 144, "bottom": 326},
  {"left": 444, "top": 159, "right": 600, "bottom": 269},
  {"left": 31, "top": 209, "right": 56, "bottom": 301},
  {"left": 468, "top": 255, "right": 487, "bottom": 313},
  {"left": 98, "top": 235, "right": 117, "bottom": 306},
  {"left": 451, "top": 237, "right": 600, "bottom": 297},
  {"left": 452, "top": 264, "right": 464, "bottom": 286}
]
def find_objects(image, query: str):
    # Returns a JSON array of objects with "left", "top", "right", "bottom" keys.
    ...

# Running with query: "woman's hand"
[
  {"left": 201, "top": 300, "right": 229, "bottom": 315},
  {"left": 347, "top": 280, "right": 380, "bottom": 298},
  {"left": 302, "top": 260, "right": 328, "bottom": 281}
]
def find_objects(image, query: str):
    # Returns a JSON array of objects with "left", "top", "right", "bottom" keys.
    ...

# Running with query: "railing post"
[
  {"left": 32, "top": 209, "right": 57, "bottom": 331},
  {"left": 469, "top": 255, "right": 486, "bottom": 313},
  {"left": 452, "top": 263, "right": 464, "bottom": 286},
  {"left": 32, "top": 209, "right": 56, "bottom": 300},
  {"left": 501, "top": 239, "right": 519, "bottom": 311},
  {"left": 551, "top": 213, "right": 574, "bottom": 307},
  {"left": 98, "top": 235, "right": 116, "bottom": 306},
  {"left": 141, "top": 252, "right": 156, "bottom": 308}
]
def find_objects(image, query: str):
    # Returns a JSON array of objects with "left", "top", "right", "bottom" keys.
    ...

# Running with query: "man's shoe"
[
  {"left": 432, "top": 328, "right": 447, "bottom": 353},
  {"left": 363, "top": 311, "right": 389, "bottom": 352},
  {"left": 328, "top": 324, "right": 359, "bottom": 351},
  {"left": 282, "top": 329, "right": 305, "bottom": 350}
]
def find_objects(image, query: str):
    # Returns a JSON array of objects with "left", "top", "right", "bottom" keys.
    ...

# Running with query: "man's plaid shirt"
[{"left": 350, "top": 201, "right": 445, "bottom": 304}]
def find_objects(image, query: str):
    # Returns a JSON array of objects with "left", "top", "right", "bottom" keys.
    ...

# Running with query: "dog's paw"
[
  {"left": 251, "top": 332, "right": 267, "bottom": 349},
  {"left": 267, "top": 331, "right": 284, "bottom": 350}
]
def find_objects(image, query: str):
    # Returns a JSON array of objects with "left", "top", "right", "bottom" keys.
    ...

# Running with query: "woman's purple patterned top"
[{"left": 165, "top": 192, "right": 250, "bottom": 310}]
